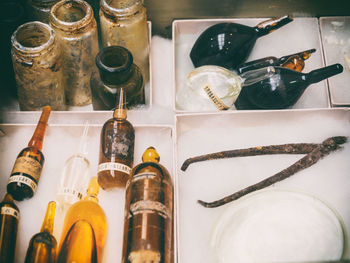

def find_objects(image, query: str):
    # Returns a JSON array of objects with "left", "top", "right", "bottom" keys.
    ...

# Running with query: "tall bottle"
[
  {"left": 57, "top": 220, "right": 98, "bottom": 263},
  {"left": 56, "top": 122, "right": 91, "bottom": 212},
  {"left": 235, "top": 63, "right": 344, "bottom": 110},
  {"left": 190, "top": 15, "right": 293, "bottom": 69},
  {"left": 0, "top": 194, "right": 20, "bottom": 263},
  {"left": 100, "top": 0, "right": 150, "bottom": 83},
  {"left": 49, "top": 0, "right": 99, "bottom": 106},
  {"left": 24, "top": 201, "right": 57, "bottom": 263},
  {"left": 97, "top": 88, "right": 135, "bottom": 189},
  {"left": 122, "top": 147, "right": 174, "bottom": 263},
  {"left": 59, "top": 177, "right": 107, "bottom": 263},
  {"left": 236, "top": 48, "right": 316, "bottom": 74},
  {"left": 7, "top": 106, "right": 51, "bottom": 201}
]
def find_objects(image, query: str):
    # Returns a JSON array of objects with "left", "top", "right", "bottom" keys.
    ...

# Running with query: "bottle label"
[
  {"left": 103, "top": 130, "right": 134, "bottom": 159},
  {"left": 202, "top": 84, "right": 230, "bottom": 110},
  {"left": 128, "top": 200, "right": 171, "bottom": 219},
  {"left": 8, "top": 175, "right": 37, "bottom": 193},
  {"left": 56, "top": 187, "right": 83, "bottom": 200},
  {"left": 1, "top": 207, "right": 19, "bottom": 220},
  {"left": 126, "top": 172, "right": 158, "bottom": 189},
  {"left": 98, "top": 162, "right": 131, "bottom": 175},
  {"left": 11, "top": 156, "right": 42, "bottom": 181}
]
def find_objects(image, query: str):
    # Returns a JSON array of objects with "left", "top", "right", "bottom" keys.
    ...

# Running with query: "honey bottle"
[{"left": 122, "top": 147, "right": 174, "bottom": 263}]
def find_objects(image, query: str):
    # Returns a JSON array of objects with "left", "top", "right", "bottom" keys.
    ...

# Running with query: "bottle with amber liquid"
[
  {"left": 190, "top": 15, "right": 293, "bottom": 69},
  {"left": 97, "top": 88, "right": 135, "bottom": 189},
  {"left": 236, "top": 48, "right": 316, "bottom": 74},
  {"left": 7, "top": 105, "right": 51, "bottom": 201},
  {"left": 122, "top": 147, "right": 174, "bottom": 263},
  {"left": 59, "top": 177, "right": 107, "bottom": 263},
  {"left": 24, "top": 201, "right": 57, "bottom": 263},
  {"left": 235, "top": 63, "right": 344, "bottom": 110},
  {"left": 0, "top": 193, "right": 20, "bottom": 263}
]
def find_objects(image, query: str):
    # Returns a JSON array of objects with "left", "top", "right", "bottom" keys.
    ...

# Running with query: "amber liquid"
[
  {"left": 122, "top": 162, "right": 174, "bottom": 263},
  {"left": 97, "top": 117, "right": 135, "bottom": 189},
  {"left": 7, "top": 106, "right": 50, "bottom": 201},
  {"left": 0, "top": 194, "right": 19, "bottom": 263}
]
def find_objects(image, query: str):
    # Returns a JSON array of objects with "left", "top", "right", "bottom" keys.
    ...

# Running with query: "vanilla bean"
[
  {"left": 198, "top": 136, "right": 347, "bottom": 208},
  {"left": 181, "top": 143, "right": 320, "bottom": 171}
]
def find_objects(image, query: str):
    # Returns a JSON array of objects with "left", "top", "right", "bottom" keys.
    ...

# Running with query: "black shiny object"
[
  {"left": 235, "top": 64, "right": 343, "bottom": 110},
  {"left": 190, "top": 15, "right": 293, "bottom": 69}
]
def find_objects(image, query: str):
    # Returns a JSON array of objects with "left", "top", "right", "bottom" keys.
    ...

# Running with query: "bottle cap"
[
  {"left": 113, "top": 88, "right": 127, "bottom": 119},
  {"left": 142, "top": 147, "right": 160, "bottom": 163}
]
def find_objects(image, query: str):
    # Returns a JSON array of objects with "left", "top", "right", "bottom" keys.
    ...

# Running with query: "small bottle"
[
  {"left": 236, "top": 48, "right": 316, "bottom": 74},
  {"left": 97, "top": 88, "right": 135, "bottom": 189},
  {"left": 100, "top": 0, "right": 150, "bottom": 83},
  {"left": 190, "top": 15, "right": 293, "bottom": 69},
  {"left": 59, "top": 177, "right": 107, "bottom": 263},
  {"left": 0, "top": 194, "right": 20, "bottom": 263},
  {"left": 24, "top": 201, "right": 57, "bottom": 263},
  {"left": 235, "top": 63, "right": 344, "bottom": 110},
  {"left": 49, "top": 0, "right": 99, "bottom": 106},
  {"left": 122, "top": 147, "right": 174, "bottom": 263},
  {"left": 11, "top": 21, "right": 65, "bottom": 111},
  {"left": 26, "top": 0, "right": 60, "bottom": 24},
  {"left": 7, "top": 106, "right": 51, "bottom": 201},
  {"left": 91, "top": 46, "right": 145, "bottom": 110},
  {"left": 56, "top": 122, "right": 91, "bottom": 211}
]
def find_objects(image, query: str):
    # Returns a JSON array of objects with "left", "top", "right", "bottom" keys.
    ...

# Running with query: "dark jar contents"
[
  {"left": 91, "top": 45, "right": 144, "bottom": 110},
  {"left": 49, "top": 0, "right": 99, "bottom": 107},
  {"left": 11, "top": 21, "right": 65, "bottom": 111},
  {"left": 190, "top": 15, "right": 293, "bottom": 70},
  {"left": 122, "top": 147, "right": 174, "bottom": 263}
]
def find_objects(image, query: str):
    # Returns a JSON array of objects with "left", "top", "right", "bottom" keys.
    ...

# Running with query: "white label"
[
  {"left": 129, "top": 200, "right": 171, "bottom": 219},
  {"left": 203, "top": 84, "right": 230, "bottom": 110},
  {"left": 8, "top": 175, "right": 37, "bottom": 193},
  {"left": 56, "top": 187, "right": 83, "bottom": 200},
  {"left": 1, "top": 207, "right": 20, "bottom": 220},
  {"left": 98, "top": 162, "right": 131, "bottom": 175}
]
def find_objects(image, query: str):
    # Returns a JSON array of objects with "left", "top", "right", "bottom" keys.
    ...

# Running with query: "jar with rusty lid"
[
  {"left": 11, "top": 21, "right": 65, "bottom": 111},
  {"left": 49, "top": 0, "right": 98, "bottom": 107},
  {"left": 99, "top": 0, "right": 149, "bottom": 84}
]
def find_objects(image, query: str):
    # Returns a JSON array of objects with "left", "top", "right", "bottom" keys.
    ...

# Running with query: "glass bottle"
[
  {"left": 122, "top": 147, "right": 174, "bottom": 263},
  {"left": 176, "top": 65, "right": 275, "bottom": 111},
  {"left": 56, "top": 122, "right": 91, "bottom": 212},
  {"left": 235, "top": 63, "right": 344, "bottom": 110},
  {"left": 57, "top": 220, "right": 98, "bottom": 263},
  {"left": 0, "top": 194, "right": 20, "bottom": 263},
  {"left": 24, "top": 201, "right": 57, "bottom": 263},
  {"left": 100, "top": 0, "right": 150, "bottom": 83},
  {"left": 236, "top": 48, "right": 316, "bottom": 74},
  {"left": 97, "top": 88, "right": 135, "bottom": 189},
  {"left": 49, "top": 0, "right": 99, "bottom": 106},
  {"left": 11, "top": 21, "right": 65, "bottom": 111},
  {"left": 190, "top": 15, "right": 293, "bottom": 69},
  {"left": 7, "top": 106, "right": 51, "bottom": 201},
  {"left": 26, "top": 0, "right": 60, "bottom": 24},
  {"left": 59, "top": 177, "right": 107, "bottom": 263},
  {"left": 91, "top": 45, "right": 145, "bottom": 110}
]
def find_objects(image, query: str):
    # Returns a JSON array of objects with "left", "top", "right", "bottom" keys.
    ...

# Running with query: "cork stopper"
[
  {"left": 113, "top": 88, "right": 127, "bottom": 119},
  {"left": 142, "top": 147, "right": 160, "bottom": 163}
]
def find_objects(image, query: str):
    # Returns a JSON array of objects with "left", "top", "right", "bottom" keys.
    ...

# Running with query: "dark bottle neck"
[
  {"left": 254, "top": 15, "right": 293, "bottom": 37},
  {"left": 96, "top": 46, "right": 134, "bottom": 86},
  {"left": 28, "top": 106, "right": 51, "bottom": 150},
  {"left": 306, "top": 64, "right": 343, "bottom": 84},
  {"left": 278, "top": 48, "right": 316, "bottom": 64}
]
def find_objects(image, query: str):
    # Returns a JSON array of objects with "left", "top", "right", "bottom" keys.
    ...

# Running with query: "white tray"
[
  {"left": 176, "top": 108, "right": 350, "bottom": 262},
  {"left": 0, "top": 123, "right": 175, "bottom": 263},
  {"left": 173, "top": 18, "right": 330, "bottom": 113}
]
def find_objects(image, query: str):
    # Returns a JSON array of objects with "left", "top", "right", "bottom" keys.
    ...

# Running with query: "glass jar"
[
  {"left": 27, "top": 0, "right": 60, "bottom": 24},
  {"left": 11, "top": 21, "right": 66, "bottom": 111},
  {"left": 49, "top": 0, "right": 99, "bottom": 106},
  {"left": 90, "top": 45, "right": 144, "bottom": 110},
  {"left": 99, "top": 0, "right": 149, "bottom": 83}
]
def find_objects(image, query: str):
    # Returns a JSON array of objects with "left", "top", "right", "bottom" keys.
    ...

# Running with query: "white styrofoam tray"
[
  {"left": 173, "top": 17, "right": 330, "bottom": 113},
  {"left": 176, "top": 108, "right": 350, "bottom": 262},
  {"left": 320, "top": 16, "right": 350, "bottom": 106},
  {"left": 0, "top": 123, "right": 175, "bottom": 263}
]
